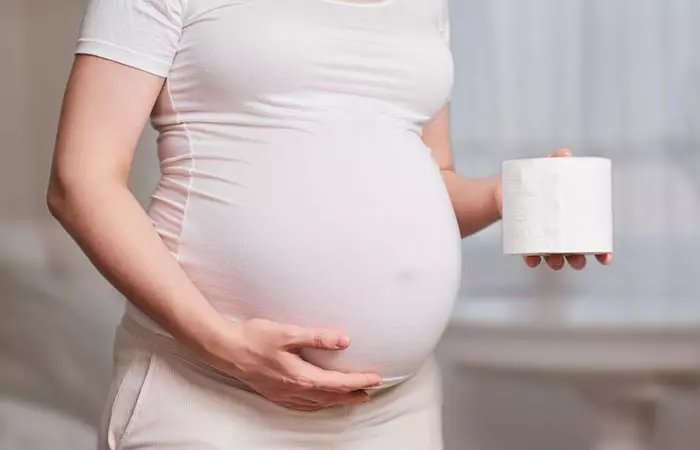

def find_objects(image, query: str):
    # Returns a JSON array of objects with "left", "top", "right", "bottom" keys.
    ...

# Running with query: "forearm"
[
  {"left": 441, "top": 170, "right": 502, "bottom": 238},
  {"left": 47, "top": 180, "right": 225, "bottom": 351}
]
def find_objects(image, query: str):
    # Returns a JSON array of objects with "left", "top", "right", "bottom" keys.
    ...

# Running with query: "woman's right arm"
[
  {"left": 47, "top": 55, "right": 380, "bottom": 410},
  {"left": 48, "top": 55, "right": 224, "bottom": 351}
]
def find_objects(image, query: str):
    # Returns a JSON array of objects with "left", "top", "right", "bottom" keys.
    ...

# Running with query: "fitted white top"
[{"left": 77, "top": 0, "right": 462, "bottom": 384}]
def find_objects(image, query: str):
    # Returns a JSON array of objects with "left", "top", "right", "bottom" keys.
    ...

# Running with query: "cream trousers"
[{"left": 99, "top": 317, "right": 444, "bottom": 450}]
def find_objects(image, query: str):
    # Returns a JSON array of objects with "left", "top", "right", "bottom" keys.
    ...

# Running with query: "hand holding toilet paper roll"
[{"left": 501, "top": 155, "right": 613, "bottom": 258}]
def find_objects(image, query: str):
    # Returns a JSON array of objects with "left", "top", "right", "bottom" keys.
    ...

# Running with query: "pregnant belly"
[{"left": 158, "top": 131, "right": 462, "bottom": 382}]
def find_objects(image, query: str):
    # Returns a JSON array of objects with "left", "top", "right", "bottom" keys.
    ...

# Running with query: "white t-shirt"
[{"left": 77, "top": 0, "right": 461, "bottom": 385}]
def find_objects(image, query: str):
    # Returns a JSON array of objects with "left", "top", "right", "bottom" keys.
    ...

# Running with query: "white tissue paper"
[{"left": 502, "top": 157, "right": 613, "bottom": 255}]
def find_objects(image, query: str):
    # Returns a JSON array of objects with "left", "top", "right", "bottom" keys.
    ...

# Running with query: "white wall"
[
  {"left": 0, "top": 0, "right": 31, "bottom": 220},
  {"left": 1, "top": 1, "right": 699, "bottom": 449}
]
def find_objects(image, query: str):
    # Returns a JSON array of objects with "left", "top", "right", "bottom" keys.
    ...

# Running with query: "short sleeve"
[
  {"left": 439, "top": 0, "right": 450, "bottom": 44},
  {"left": 439, "top": 0, "right": 452, "bottom": 104},
  {"left": 76, "top": 0, "right": 185, "bottom": 78}
]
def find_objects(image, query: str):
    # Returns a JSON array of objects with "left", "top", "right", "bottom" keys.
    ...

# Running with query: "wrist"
[
  {"left": 492, "top": 175, "right": 503, "bottom": 219},
  {"left": 177, "top": 310, "right": 249, "bottom": 376},
  {"left": 174, "top": 306, "right": 233, "bottom": 355}
]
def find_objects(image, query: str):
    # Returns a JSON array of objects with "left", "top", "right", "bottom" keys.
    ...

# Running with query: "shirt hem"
[{"left": 75, "top": 39, "right": 172, "bottom": 78}]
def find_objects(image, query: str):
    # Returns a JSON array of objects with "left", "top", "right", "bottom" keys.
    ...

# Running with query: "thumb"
[
  {"left": 551, "top": 148, "right": 572, "bottom": 158},
  {"left": 279, "top": 325, "right": 350, "bottom": 351}
]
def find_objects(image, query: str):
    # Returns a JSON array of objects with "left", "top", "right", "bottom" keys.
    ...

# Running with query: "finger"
[
  {"left": 523, "top": 255, "right": 542, "bottom": 268},
  {"left": 551, "top": 148, "right": 572, "bottom": 158},
  {"left": 281, "top": 325, "right": 350, "bottom": 351},
  {"left": 297, "top": 364, "right": 382, "bottom": 393},
  {"left": 281, "top": 402, "right": 325, "bottom": 412},
  {"left": 332, "top": 390, "right": 371, "bottom": 405},
  {"left": 272, "top": 392, "right": 325, "bottom": 411},
  {"left": 286, "top": 397, "right": 324, "bottom": 408},
  {"left": 342, "top": 390, "right": 372, "bottom": 405},
  {"left": 544, "top": 254, "right": 565, "bottom": 270},
  {"left": 596, "top": 253, "right": 613, "bottom": 265},
  {"left": 301, "top": 389, "right": 371, "bottom": 407},
  {"left": 565, "top": 254, "right": 586, "bottom": 270},
  {"left": 294, "top": 406, "right": 324, "bottom": 412}
]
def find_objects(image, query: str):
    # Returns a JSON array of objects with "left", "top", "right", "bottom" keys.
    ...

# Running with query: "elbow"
[
  {"left": 438, "top": 162, "right": 456, "bottom": 174},
  {"left": 46, "top": 169, "right": 125, "bottom": 224},
  {"left": 46, "top": 177, "right": 68, "bottom": 223},
  {"left": 46, "top": 170, "right": 81, "bottom": 224}
]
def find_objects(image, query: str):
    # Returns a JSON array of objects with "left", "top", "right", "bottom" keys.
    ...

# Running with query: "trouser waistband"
[{"left": 120, "top": 314, "right": 258, "bottom": 394}]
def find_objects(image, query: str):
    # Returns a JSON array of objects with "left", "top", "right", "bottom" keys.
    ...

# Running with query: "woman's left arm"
[
  {"left": 423, "top": 105, "right": 501, "bottom": 239},
  {"left": 423, "top": 105, "right": 613, "bottom": 270}
]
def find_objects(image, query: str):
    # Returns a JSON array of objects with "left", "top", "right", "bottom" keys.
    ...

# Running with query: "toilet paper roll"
[{"left": 502, "top": 157, "right": 613, "bottom": 255}]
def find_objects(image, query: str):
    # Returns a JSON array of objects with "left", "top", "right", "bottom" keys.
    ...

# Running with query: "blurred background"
[{"left": 1, "top": 0, "right": 699, "bottom": 449}]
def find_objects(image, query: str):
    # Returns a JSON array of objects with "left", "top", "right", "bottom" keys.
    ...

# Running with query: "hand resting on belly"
[{"left": 196, "top": 314, "right": 382, "bottom": 411}]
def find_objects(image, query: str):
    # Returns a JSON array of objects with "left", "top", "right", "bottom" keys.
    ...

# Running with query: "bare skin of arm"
[{"left": 48, "top": 55, "right": 381, "bottom": 412}]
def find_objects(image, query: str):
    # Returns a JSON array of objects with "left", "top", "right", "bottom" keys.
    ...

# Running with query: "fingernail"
[{"left": 337, "top": 336, "right": 350, "bottom": 348}]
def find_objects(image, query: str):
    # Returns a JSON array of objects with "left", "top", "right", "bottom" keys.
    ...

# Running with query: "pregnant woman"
[{"left": 47, "top": 0, "right": 611, "bottom": 448}]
